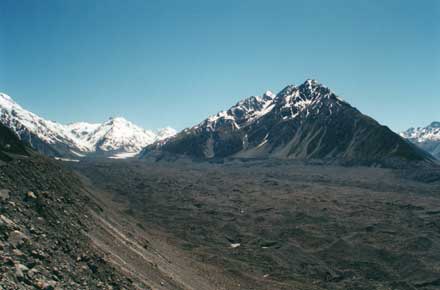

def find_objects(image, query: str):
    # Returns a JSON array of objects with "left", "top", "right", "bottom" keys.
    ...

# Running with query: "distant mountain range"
[
  {"left": 1, "top": 82, "right": 436, "bottom": 166},
  {"left": 0, "top": 93, "right": 176, "bottom": 158},
  {"left": 142, "top": 80, "right": 434, "bottom": 167},
  {"left": 401, "top": 122, "right": 440, "bottom": 160}
]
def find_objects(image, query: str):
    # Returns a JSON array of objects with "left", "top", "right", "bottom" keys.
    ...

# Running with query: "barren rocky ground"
[
  {"left": 0, "top": 126, "right": 254, "bottom": 290},
  {"left": 2, "top": 125, "right": 439, "bottom": 290},
  {"left": 72, "top": 158, "right": 440, "bottom": 290}
]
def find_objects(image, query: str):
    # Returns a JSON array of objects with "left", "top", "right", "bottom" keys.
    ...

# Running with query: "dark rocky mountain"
[
  {"left": 142, "top": 80, "right": 434, "bottom": 167},
  {"left": 401, "top": 122, "right": 440, "bottom": 160},
  {"left": 0, "top": 123, "right": 30, "bottom": 162}
]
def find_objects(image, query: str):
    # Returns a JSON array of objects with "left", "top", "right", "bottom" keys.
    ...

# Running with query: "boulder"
[
  {"left": 27, "top": 191, "right": 37, "bottom": 199},
  {"left": 0, "top": 215, "right": 16, "bottom": 231},
  {"left": 8, "top": 230, "right": 29, "bottom": 247},
  {"left": 0, "top": 189, "right": 10, "bottom": 201},
  {"left": 27, "top": 267, "right": 39, "bottom": 279},
  {"left": 15, "top": 263, "right": 29, "bottom": 280}
]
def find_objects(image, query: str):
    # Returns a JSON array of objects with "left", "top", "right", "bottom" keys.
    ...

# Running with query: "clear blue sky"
[{"left": 0, "top": 0, "right": 438, "bottom": 132}]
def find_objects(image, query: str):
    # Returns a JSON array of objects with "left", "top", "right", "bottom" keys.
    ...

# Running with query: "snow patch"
[
  {"left": 54, "top": 157, "right": 80, "bottom": 162},
  {"left": 109, "top": 152, "right": 139, "bottom": 159}
]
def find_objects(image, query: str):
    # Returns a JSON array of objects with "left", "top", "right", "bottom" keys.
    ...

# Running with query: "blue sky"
[{"left": 0, "top": 0, "right": 438, "bottom": 132}]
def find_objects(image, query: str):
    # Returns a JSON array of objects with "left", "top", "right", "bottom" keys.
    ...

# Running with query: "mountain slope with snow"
[
  {"left": 0, "top": 93, "right": 175, "bottom": 158},
  {"left": 401, "top": 122, "right": 440, "bottom": 159},
  {"left": 0, "top": 93, "right": 88, "bottom": 157},
  {"left": 142, "top": 80, "right": 433, "bottom": 167},
  {"left": 67, "top": 117, "right": 158, "bottom": 154}
]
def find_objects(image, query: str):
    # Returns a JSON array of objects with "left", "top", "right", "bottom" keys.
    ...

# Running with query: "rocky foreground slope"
[
  {"left": 74, "top": 158, "right": 440, "bottom": 290},
  {"left": 0, "top": 124, "right": 137, "bottom": 289},
  {"left": 0, "top": 123, "right": 241, "bottom": 290}
]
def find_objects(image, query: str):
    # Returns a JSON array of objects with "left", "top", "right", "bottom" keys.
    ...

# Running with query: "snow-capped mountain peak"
[
  {"left": 401, "top": 122, "right": 440, "bottom": 142},
  {"left": 0, "top": 92, "right": 14, "bottom": 103},
  {"left": 192, "top": 80, "right": 346, "bottom": 135},
  {"left": 198, "top": 90, "right": 277, "bottom": 132},
  {"left": 105, "top": 116, "right": 132, "bottom": 125},
  {"left": 156, "top": 127, "right": 177, "bottom": 140},
  {"left": 0, "top": 92, "right": 176, "bottom": 158},
  {"left": 87, "top": 117, "right": 157, "bottom": 153},
  {"left": 280, "top": 79, "right": 333, "bottom": 101},
  {"left": 0, "top": 92, "right": 87, "bottom": 151},
  {"left": 67, "top": 122, "right": 101, "bottom": 140},
  {"left": 401, "top": 122, "right": 440, "bottom": 160},
  {"left": 263, "top": 90, "right": 275, "bottom": 99},
  {"left": 66, "top": 116, "right": 176, "bottom": 154}
]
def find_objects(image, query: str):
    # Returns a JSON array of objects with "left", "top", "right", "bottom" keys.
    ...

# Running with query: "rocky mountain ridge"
[
  {"left": 0, "top": 123, "right": 138, "bottom": 289},
  {"left": 142, "top": 80, "right": 434, "bottom": 167}
]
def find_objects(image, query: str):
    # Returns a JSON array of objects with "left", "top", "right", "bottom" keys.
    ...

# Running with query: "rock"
[
  {"left": 3, "top": 256, "right": 14, "bottom": 266},
  {"left": 12, "top": 248, "right": 24, "bottom": 256},
  {"left": 30, "top": 226, "right": 40, "bottom": 234},
  {"left": 35, "top": 280, "right": 45, "bottom": 289},
  {"left": 8, "top": 230, "right": 29, "bottom": 247},
  {"left": 31, "top": 249, "right": 47, "bottom": 259},
  {"left": 97, "top": 281, "right": 104, "bottom": 287},
  {"left": 0, "top": 214, "right": 15, "bottom": 228},
  {"left": 0, "top": 189, "right": 10, "bottom": 201},
  {"left": 34, "top": 280, "right": 57, "bottom": 290},
  {"left": 27, "top": 267, "right": 39, "bottom": 278},
  {"left": 15, "top": 263, "right": 29, "bottom": 280},
  {"left": 27, "top": 191, "right": 37, "bottom": 199},
  {"left": 26, "top": 259, "right": 38, "bottom": 269},
  {"left": 87, "top": 262, "right": 98, "bottom": 273},
  {"left": 52, "top": 266, "right": 62, "bottom": 277}
]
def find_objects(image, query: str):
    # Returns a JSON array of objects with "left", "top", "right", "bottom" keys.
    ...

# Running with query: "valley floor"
[{"left": 70, "top": 159, "right": 440, "bottom": 290}]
